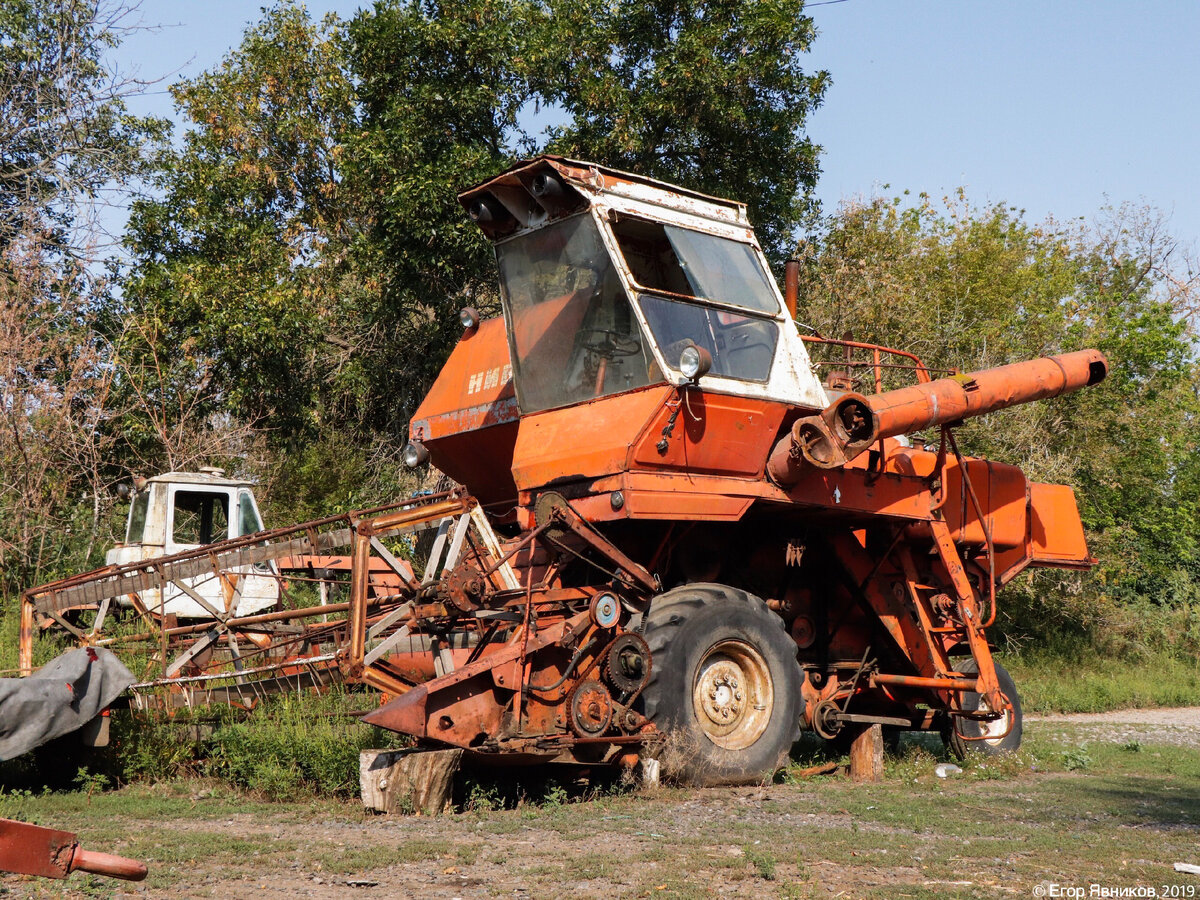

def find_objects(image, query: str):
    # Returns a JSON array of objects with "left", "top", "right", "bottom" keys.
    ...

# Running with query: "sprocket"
[
  {"left": 437, "top": 562, "right": 487, "bottom": 613},
  {"left": 603, "top": 633, "right": 652, "bottom": 695},
  {"left": 568, "top": 679, "right": 613, "bottom": 737}
]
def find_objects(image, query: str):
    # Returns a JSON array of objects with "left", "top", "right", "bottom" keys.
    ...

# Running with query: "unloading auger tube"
[{"left": 768, "top": 349, "right": 1109, "bottom": 484}]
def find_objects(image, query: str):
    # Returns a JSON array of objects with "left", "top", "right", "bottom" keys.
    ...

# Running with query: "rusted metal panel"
[
  {"left": 509, "top": 387, "right": 671, "bottom": 493},
  {"left": 410, "top": 317, "right": 517, "bottom": 441},
  {"left": 0, "top": 819, "right": 146, "bottom": 881},
  {"left": 628, "top": 392, "right": 787, "bottom": 478}
]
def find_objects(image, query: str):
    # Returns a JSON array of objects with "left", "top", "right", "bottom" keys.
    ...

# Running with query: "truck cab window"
[
  {"left": 611, "top": 218, "right": 780, "bottom": 314},
  {"left": 125, "top": 491, "right": 150, "bottom": 543},
  {"left": 612, "top": 218, "right": 780, "bottom": 382},
  {"left": 238, "top": 490, "right": 264, "bottom": 537},
  {"left": 497, "top": 214, "right": 660, "bottom": 413},
  {"left": 172, "top": 491, "right": 229, "bottom": 546}
]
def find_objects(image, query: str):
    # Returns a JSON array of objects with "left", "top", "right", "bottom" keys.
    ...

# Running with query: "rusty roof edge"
[{"left": 457, "top": 154, "right": 747, "bottom": 217}]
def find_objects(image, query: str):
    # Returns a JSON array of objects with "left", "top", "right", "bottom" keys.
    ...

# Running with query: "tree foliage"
[
  {"left": 119, "top": 0, "right": 827, "bottom": 456},
  {"left": 537, "top": 0, "right": 826, "bottom": 264},
  {"left": 120, "top": 5, "right": 356, "bottom": 448},
  {"left": 341, "top": 0, "right": 541, "bottom": 431},
  {"left": 0, "top": 0, "right": 164, "bottom": 590},
  {"left": 795, "top": 193, "right": 1200, "bottom": 633}
]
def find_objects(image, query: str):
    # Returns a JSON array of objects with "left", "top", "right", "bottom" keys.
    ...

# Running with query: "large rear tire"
[
  {"left": 945, "top": 657, "right": 1023, "bottom": 759},
  {"left": 639, "top": 584, "right": 802, "bottom": 785}
]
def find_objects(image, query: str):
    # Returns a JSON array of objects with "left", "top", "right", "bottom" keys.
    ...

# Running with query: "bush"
[{"left": 97, "top": 689, "right": 408, "bottom": 799}]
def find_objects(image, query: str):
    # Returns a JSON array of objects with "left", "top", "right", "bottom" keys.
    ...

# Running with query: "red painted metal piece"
[{"left": 0, "top": 818, "right": 147, "bottom": 881}]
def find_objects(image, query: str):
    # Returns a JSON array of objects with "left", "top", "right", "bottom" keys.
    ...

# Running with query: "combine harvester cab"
[{"left": 362, "top": 156, "right": 1108, "bottom": 783}]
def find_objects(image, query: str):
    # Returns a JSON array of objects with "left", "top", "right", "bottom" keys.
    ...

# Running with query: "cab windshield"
[
  {"left": 497, "top": 215, "right": 660, "bottom": 413},
  {"left": 612, "top": 218, "right": 780, "bottom": 382},
  {"left": 611, "top": 217, "right": 779, "bottom": 314}
]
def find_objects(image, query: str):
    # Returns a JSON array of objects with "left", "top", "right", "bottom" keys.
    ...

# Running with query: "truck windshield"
[
  {"left": 126, "top": 491, "right": 149, "bottom": 543},
  {"left": 497, "top": 214, "right": 660, "bottom": 413},
  {"left": 638, "top": 294, "right": 778, "bottom": 383}
]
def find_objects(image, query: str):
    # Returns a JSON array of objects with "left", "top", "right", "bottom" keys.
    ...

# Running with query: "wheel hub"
[
  {"left": 691, "top": 640, "right": 774, "bottom": 751},
  {"left": 699, "top": 663, "right": 744, "bottom": 724}
]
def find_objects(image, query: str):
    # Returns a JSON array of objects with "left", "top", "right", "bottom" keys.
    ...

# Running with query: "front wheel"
[
  {"left": 639, "top": 584, "right": 802, "bottom": 785},
  {"left": 944, "top": 657, "right": 1023, "bottom": 759}
]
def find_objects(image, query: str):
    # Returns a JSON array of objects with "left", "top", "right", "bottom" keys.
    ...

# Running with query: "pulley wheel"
[{"left": 569, "top": 679, "right": 613, "bottom": 737}]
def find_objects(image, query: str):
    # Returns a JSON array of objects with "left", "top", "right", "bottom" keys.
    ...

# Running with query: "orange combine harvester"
[
  {"left": 360, "top": 156, "right": 1105, "bottom": 782},
  {"left": 22, "top": 157, "right": 1106, "bottom": 785}
]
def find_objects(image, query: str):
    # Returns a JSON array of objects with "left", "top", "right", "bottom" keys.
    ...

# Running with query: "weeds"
[
  {"left": 743, "top": 844, "right": 777, "bottom": 880},
  {"left": 72, "top": 767, "right": 111, "bottom": 801},
  {"left": 0, "top": 787, "right": 37, "bottom": 823},
  {"left": 1000, "top": 630, "right": 1200, "bottom": 714},
  {"left": 1062, "top": 745, "right": 1093, "bottom": 771}
]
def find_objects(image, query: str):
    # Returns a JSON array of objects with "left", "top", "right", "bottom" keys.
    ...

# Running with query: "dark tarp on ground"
[{"left": 0, "top": 648, "right": 133, "bottom": 761}]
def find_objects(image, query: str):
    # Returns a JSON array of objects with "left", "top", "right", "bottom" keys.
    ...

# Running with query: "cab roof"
[
  {"left": 146, "top": 471, "right": 253, "bottom": 489},
  {"left": 459, "top": 155, "right": 749, "bottom": 241}
]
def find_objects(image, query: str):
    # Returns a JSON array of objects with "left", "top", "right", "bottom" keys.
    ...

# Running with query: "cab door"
[{"left": 163, "top": 485, "right": 236, "bottom": 618}]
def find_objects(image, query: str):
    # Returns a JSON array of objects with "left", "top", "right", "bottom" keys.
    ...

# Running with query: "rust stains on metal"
[{"left": 0, "top": 819, "right": 147, "bottom": 881}]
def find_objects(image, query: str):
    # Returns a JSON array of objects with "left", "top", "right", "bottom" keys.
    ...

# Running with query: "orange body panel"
[
  {"left": 1028, "top": 482, "right": 1091, "bottom": 565},
  {"left": 889, "top": 447, "right": 1028, "bottom": 549},
  {"left": 410, "top": 317, "right": 519, "bottom": 506},
  {"left": 510, "top": 387, "right": 672, "bottom": 493},
  {"left": 629, "top": 391, "right": 787, "bottom": 478},
  {"left": 411, "top": 317, "right": 516, "bottom": 442}
]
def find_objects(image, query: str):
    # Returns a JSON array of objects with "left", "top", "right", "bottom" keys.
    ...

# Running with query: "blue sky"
[{"left": 113, "top": 0, "right": 1198, "bottom": 249}]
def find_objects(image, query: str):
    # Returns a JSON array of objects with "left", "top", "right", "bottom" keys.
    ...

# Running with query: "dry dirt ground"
[{"left": 4, "top": 708, "right": 1200, "bottom": 900}]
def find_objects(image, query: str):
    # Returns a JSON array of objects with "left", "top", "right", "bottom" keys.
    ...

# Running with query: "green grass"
[
  {"left": 0, "top": 687, "right": 411, "bottom": 799},
  {"left": 1000, "top": 638, "right": 1200, "bottom": 713},
  {"left": 3, "top": 720, "right": 1198, "bottom": 898}
]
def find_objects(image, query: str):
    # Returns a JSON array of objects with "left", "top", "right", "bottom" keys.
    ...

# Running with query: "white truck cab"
[{"left": 106, "top": 468, "right": 279, "bottom": 618}]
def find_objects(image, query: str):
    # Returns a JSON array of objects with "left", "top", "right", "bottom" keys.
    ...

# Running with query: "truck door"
[
  {"left": 163, "top": 485, "right": 236, "bottom": 617},
  {"left": 232, "top": 488, "right": 279, "bottom": 614}
]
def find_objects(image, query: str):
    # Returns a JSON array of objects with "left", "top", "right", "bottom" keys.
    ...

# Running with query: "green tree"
[
  {"left": 0, "top": 0, "right": 165, "bottom": 591},
  {"left": 340, "top": 0, "right": 540, "bottom": 432},
  {"left": 120, "top": 3, "right": 358, "bottom": 458},
  {"left": 537, "top": 0, "right": 827, "bottom": 265}
]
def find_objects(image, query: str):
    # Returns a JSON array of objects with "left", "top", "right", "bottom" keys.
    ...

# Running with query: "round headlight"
[
  {"left": 679, "top": 344, "right": 712, "bottom": 381},
  {"left": 402, "top": 441, "right": 430, "bottom": 468},
  {"left": 459, "top": 307, "right": 480, "bottom": 331}
]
